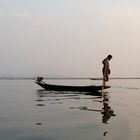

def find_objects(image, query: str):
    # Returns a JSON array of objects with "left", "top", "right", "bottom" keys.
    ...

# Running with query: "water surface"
[{"left": 0, "top": 79, "right": 140, "bottom": 140}]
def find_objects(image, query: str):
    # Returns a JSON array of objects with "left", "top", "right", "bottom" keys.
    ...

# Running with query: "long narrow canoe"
[{"left": 35, "top": 80, "right": 110, "bottom": 93}]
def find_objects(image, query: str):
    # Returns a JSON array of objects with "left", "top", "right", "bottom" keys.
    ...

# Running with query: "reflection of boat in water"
[
  {"left": 35, "top": 88, "right": 115, "bottom": 137},
  {"left": 35, "top": 77, "right": 110, "bottom": 93}
]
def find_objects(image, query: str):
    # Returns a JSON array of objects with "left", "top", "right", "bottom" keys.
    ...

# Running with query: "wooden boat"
[{"left": 35, "top": 80, "right": 110, "bottom": 93}]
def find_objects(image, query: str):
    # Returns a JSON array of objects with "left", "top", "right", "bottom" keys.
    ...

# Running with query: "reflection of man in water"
[
  {"left": 102, "top": 55, "right": 112, "bottom": 81},
  {"left": 101, "top": 93, "right": 115, "bottom": 124},
  {"left": 102, "top": 102, "right": 114, "bottom": 124},
  {"left": 101, "top": 93, "right": 116, "bottom": 137}
]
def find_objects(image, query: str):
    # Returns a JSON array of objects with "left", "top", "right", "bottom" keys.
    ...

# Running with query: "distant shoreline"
[{"left": 0, "top": 77, "right": 140, "bottom": 80}]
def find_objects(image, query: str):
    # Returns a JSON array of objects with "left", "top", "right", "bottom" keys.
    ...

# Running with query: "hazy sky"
[{"left": 1, "top": 0, "right": 140, "bottom": 77}]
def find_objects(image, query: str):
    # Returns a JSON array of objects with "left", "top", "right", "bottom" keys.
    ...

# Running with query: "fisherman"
[
  {"left": 102, "top": 55, "right": 113, "bottom": 81},
  {"left": 36, "top": 76, "right": 44, "bottom": 82}
]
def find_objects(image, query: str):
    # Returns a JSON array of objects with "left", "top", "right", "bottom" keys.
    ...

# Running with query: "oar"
[
  {"left": 101, "top": 66, "right": 108, "bottom": 97},
  {"left": 101, "top": 77, "right": 105, "bottom": 97}
]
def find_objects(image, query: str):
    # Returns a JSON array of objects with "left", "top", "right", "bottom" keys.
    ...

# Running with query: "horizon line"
[{"left": 0, "top": 76, "right": 140, "bottom": 80}]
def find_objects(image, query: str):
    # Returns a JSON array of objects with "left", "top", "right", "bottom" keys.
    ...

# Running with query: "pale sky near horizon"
[{"left": 0, "top": 0, "right": 140, "bottom": 77}]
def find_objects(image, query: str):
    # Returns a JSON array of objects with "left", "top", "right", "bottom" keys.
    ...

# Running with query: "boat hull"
[{"left": 35, "top": 81, "right": 110, "bottom": 93}]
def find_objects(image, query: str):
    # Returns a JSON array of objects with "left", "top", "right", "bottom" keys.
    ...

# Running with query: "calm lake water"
[{"left": 0, "top": 79, "right": 140, "bottom": 140}]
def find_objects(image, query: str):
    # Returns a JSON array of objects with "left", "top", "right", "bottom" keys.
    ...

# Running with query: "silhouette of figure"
[{"left": 102, "top": 55, "right": 112, "bottom": 81}]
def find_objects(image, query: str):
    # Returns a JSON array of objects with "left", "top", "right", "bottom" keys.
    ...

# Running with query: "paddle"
[
  {"left": 101, "top": 64, "right": 108, "bottom": 96},
  {"left": 101, "top": 78, "right": 105, "bottom": 96}
]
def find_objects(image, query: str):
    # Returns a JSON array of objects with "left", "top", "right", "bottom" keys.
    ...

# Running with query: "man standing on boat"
[{"left": 102, "top": 55, "right": 113, "bottom": 81}]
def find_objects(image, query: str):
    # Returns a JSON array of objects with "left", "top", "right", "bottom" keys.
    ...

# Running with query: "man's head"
[{"left": 107, "top": 55, "right": 112, "bottom": 60}]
